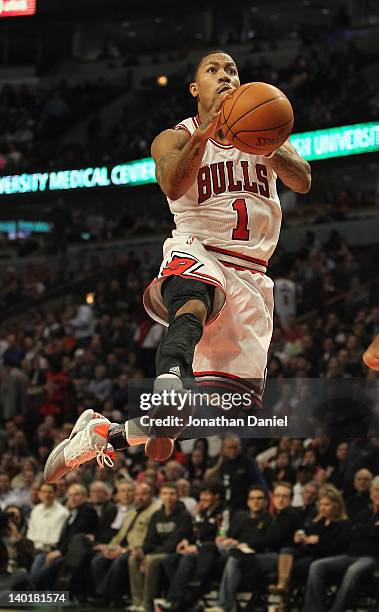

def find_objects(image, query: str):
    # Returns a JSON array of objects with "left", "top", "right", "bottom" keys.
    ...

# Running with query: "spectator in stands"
[
  {"left": 345, "top": 468, "right": 373, "bottom": 519},
  {"left": 296, "top": 480, "right": 319, "bottom": 526},
  {"left": 163, "top": 461, "right": 186, "bottom": 483},
  {"left": 30, "top": 483, "right": 98, "bottom": 589},
  {"left": 0, "top": 472, "right": 31, "bottom": 510},
  {"left": 270, "top": 484, "right": 349, "bottom": 608},
  {"left": 89, "top": 482, "right": 159, "bottom": 606},
  {"left": 264, "top": 450, "right": 297, "bottom": 488},
  {"left": 87, "top": 365, "right": 113, "bottom": 403},
  {"left": 304, "top": 476, "right": 379, "bottom": 612},
  {"left": 327, "top": 441, "right": 349, "bottom": 491},
  {"left": 0, "top": 353, "right": 29, "bottom": 421},
  {"left": 88, "top": 480, "right": 118, "bottom": 543},
  {"left": 207, "top": 482, "right": 299, "bottom": 612},
  {"left": 109, "top": 479, "right": 136, "bottom": 531},
  {"left": 0, "top": 504, "right": 34, "bottom": 590},
  {"left": 204, "top": 435, "right": 266, "bottom": 515},
  {"left": 128, "top": 482, "right": 193, "bottom": 612},
  {"left": 186, "top": 447, "right": 208, "bottom": 494},
  {"left": 26, "top": 482, "right": 69, "bottom": 553},
  {"left": 176, "top": 478, "right": 197, "bottom": 512},
  {"left": 69, "top": 296, "right": 95, "bottom": 347},
  {"left": 160, "top": 480, "right": 225, "bottom": 611}
]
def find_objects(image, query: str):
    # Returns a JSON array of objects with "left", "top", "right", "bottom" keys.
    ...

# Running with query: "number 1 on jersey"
[{"left": 232, "top": 198, "right": 250, "bottom": 240}]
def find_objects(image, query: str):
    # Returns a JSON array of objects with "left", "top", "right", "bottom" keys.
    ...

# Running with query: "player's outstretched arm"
[
  {"left": 363, "top": 335, "right": 379, "bottom": 371},
  {"left": 151, "top": 91, "right": 231, "bottom": 201},
  {"left": 266, "top": 139, "right": 311, "bottom": 194}
]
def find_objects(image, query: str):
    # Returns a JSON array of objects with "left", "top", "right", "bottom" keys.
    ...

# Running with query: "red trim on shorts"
[
  {"left": 219, "top": 260, "right": 264, "bottom": 275},
  {"left": 204, "top": 245, "right": 268, "bottom": 267},
  {"left": 194, "top": 371, "right": 263, "bottom": 396},
  {"left": 195, "top": 380, "right": 263, "bottom": 407},
  {"left": 175, "top": 124, "right": 191, "bottom": 136}
]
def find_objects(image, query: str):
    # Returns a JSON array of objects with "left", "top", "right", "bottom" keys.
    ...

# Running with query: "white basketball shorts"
[{"left": 143, "top": 234, "right": 274, "bottom": 405}]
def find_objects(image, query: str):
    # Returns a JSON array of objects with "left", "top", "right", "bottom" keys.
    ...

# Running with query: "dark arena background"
[{"left": 0, "top": 1, "right": 379, "bottom": 611}]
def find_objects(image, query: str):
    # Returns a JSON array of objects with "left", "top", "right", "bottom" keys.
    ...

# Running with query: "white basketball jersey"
[{"left": 167, "top": 115, "right": 282, "bottom": 273}]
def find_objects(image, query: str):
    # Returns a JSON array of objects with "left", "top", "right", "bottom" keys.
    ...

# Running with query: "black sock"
[
  {"left": 108, "top": 423, "right": 129, "bottom": 450},
  {"left": 155, "top": 312, "right": 204, "bottom": 379}
]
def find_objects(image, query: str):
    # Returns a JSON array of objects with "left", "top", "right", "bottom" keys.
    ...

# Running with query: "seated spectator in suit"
[
  {"left": 88, "top": 480, "right": 118, "bottom": 543},
  {"left": 160, "top": 480, "right": 226, "bottom": 610},
  {"left": 207, "top": 482, "right": 300, "bottom": 612},
  {"left": 345, "top": 468, "right": 373, "bottom": 519},
  {"left": 29, "top": 483, "right": 98, "bottom": 589},
  {"left": 90, "top": 482, "right": 159, "bottom": 606},
  {"left": 26, "top": 482, "right": 69, "bottom": 553},
  {"left": 128, "top": 482, "right": 193, "bottom": 612},
  {"left": 269, "top": 484, "right": 349, "bottom": 608},
  {"left": 304, "top": 476, "right": 379, "bottom": 612},
  {"left": 109, "top": 479, "right": 136, "bottom": 531}
]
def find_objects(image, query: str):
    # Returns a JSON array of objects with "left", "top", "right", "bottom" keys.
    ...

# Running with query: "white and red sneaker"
[{"left": 44, "top": 411, "right": 115, "bottom": 483}]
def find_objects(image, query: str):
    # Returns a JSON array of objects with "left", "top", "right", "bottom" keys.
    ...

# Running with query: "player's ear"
[{"left": 189, "top": 82, "right": 198, "bottom": 99}]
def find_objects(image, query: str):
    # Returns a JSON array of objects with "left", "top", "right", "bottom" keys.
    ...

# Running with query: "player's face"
[{"left": 190, "top": 53, "right": 240, "bottom": 111}]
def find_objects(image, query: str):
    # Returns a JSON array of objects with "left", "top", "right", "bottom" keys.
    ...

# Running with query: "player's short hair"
[{"left": 192, "top": 49, "right": 233, "bottom": 82}]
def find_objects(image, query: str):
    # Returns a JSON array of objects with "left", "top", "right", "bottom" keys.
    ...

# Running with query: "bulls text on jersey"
[{"left": 197, "top": 160, "right": 270, "bottom": 204}]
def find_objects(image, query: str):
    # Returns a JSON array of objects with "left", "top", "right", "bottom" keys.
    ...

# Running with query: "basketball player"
[
  {"left": 363, "top": 335, "right": 379, "bottom": 370},
  {"left": 44, "top": 50, "right": 311, "bottom": 483}
]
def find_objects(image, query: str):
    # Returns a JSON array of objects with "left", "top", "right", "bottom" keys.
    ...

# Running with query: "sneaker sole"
[
  {"left": 145, "top": 437, "right": 174, "bottom": 462},
  {"left": 44, "top": 438, "right": 71, "bottom": 483}
]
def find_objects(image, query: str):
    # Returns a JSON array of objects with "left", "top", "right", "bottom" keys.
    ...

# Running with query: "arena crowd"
[{"left": 0, "top": 226, "right": 378, "bottom": 611}]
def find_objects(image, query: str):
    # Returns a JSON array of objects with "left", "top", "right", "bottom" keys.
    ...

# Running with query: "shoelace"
[{"left": 95, "top": 445, "right": 114, "bottom": 469}]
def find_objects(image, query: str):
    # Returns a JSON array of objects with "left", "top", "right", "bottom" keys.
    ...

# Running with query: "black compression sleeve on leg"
[
  {"left": 108, "top": 423, "right": 130, "bottom": 450},
  {"left": 155, "top": 312, "right": 203, "bottom": 379}
]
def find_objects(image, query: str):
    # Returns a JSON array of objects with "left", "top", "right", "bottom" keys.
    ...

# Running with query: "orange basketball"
[{"left": 219, "top": 82, "right": 294, "bottom": 155}]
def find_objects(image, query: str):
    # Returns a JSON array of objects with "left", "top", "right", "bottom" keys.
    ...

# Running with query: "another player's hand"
[{"left": 197, "top": 91, "right": 234, "bottom": 142}]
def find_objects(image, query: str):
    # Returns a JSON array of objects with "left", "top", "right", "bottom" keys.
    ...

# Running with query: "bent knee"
[{"left": 175, "top": 299, "right": 207, "bottom": 324}]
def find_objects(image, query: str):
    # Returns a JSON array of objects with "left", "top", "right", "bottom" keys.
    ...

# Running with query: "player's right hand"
[{"left": 197, "top": 90, "right": 234, "bottom": 141}]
